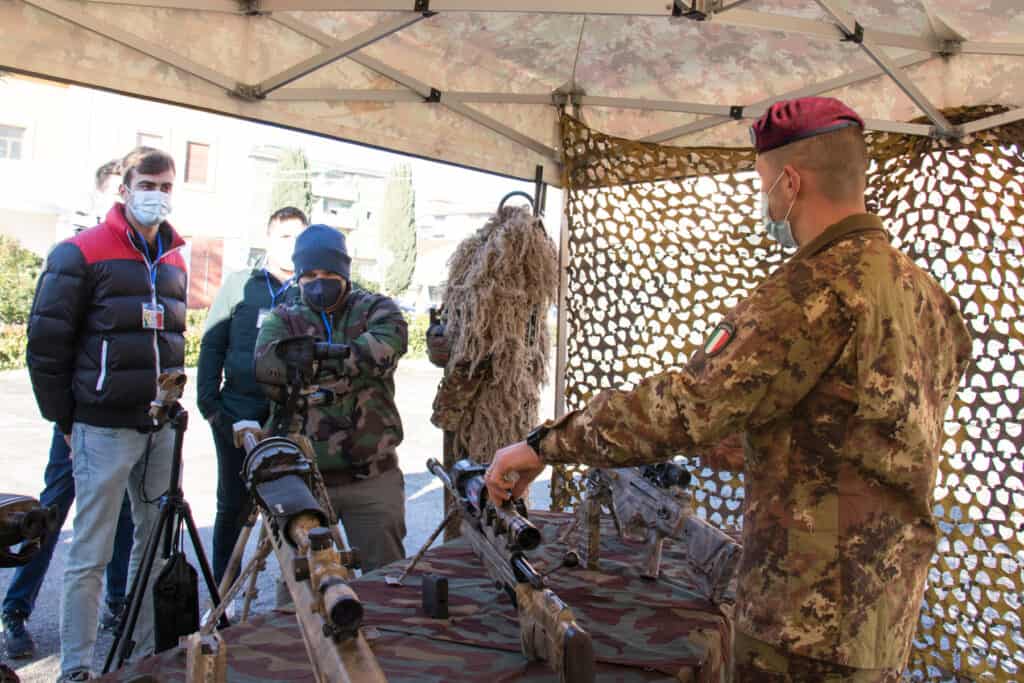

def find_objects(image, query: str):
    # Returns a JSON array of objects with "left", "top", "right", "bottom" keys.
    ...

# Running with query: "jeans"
[
  {"left": 210, "top": 418, "right": 252, "bottom": 587},
  {"left": 61, "top": 423, "right": 175, "bottom": 675},
  {"left": 2, "top": 425, "right": 133, "bottom": 619}
]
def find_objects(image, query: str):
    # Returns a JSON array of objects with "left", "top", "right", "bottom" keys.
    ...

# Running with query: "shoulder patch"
[{"left": 703, "top": 322, "right": 734, "bottom": 357}]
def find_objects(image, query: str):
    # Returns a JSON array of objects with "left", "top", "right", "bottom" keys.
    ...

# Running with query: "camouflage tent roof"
[{"left": 0, "top": 0, "right": 1021, "bottom": 184}]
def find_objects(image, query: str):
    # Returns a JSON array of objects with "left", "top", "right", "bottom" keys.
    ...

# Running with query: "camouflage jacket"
[
  {"left": 538, "top": 214, "right": 972, "bottom": 669},
  {"left": 255, "top": 288, "right": 408, "bottom": 477}
]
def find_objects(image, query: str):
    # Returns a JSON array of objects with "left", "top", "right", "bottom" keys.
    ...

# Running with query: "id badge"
[
  {"left": 257, "top": 308, "right": 271, "bottom": 329},
  {"left": 142, "top": 302, "right": 165, "bottom": 330}
]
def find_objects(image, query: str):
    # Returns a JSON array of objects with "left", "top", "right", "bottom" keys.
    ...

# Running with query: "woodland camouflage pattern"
[
  {"left": 538, "top": 214, "right": 973, "bottom": 669},
  {"left": 100, "top": 512, "right": 731, "bottom": 682},
  {"left": 255, "top": 287, "right": 408, "bottom": 474}
]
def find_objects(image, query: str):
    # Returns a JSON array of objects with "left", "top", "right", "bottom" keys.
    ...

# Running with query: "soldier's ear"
[{"left": 782, "top": 165, "right": 798, "bottom": 200}]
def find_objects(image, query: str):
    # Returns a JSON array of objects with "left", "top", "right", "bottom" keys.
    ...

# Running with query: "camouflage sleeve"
[
  {"left": 539, "top": 276, "right": 853, "bottom": 467},
  {"left": 338, "top": 296, "right": 409, "bottom": 378}
]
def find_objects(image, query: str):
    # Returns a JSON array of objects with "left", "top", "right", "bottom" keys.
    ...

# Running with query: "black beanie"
[{"left": 292, "top": 224, "right": 351, "bottom": 280}]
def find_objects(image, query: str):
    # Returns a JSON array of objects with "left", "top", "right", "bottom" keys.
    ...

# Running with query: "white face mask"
[
  {"left": 761, "top": 170, "right": 798, "bottom": 250},
  {"left": 267, "top": 240, "right": 295, "bottom": 273},
  {"left": 127, "top": 190, "right": 172, "bottom": 227}
]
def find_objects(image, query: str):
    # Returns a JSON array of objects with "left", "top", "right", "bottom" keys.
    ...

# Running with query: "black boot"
[{"left": 1, "top": 611, "right": 34, "bottom": 659}]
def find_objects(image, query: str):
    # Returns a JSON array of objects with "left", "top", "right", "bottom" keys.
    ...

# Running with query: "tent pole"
[
  {"left": 813, "top": 0, "right": 953, "bottom": 135},
  {"left": 532, "top": 165, "right": 545, "bottom": 217},
  {"left": 642, "top": 51, "right": 935, "bottom": 144},
  {"left": 554, "top": 189, "right": 570, "bottom": 420}
]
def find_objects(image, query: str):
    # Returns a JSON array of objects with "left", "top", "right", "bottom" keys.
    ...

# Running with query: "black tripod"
[{"left": 103, "top": 403, "right": 226, "bottom": 673}]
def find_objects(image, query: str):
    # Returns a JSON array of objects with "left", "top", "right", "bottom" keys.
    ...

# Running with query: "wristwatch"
[{"left": 525, "top": 424, "right": 550, "bottom": 457}]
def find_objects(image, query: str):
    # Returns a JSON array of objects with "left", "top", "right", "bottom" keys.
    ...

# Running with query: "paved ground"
[{"left": 0, "top": 361, "right": 554, "bottom": 681}]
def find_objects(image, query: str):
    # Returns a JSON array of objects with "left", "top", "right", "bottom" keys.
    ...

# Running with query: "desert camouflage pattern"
[
  {"left": 732, "top": 631, "right": 900, "bottom": 683},
  {"left": 255, "top": 287, "right": 408, "bottom": 474},
  {"left": 539, "top": 214, "right": 973, "bottom": 669},
  {"left": 100, "top": 512, "right": 731, "bottom": 683}
]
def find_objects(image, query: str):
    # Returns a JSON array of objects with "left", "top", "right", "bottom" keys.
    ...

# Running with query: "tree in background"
[
  {"left": 0, "top": 235, "right": 42, "bottom": 324},
  {"left": 350, "top": 266, "right": 381, "bottom": 294},
  {"left": 271, "top": 148, "right": 314, "bottom": 219},
  {"left": 378, "top": 163, "right": 417, "bottom": 296}
]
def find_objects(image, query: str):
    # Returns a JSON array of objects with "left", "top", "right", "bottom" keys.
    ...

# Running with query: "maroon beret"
[{"left": 750, "top": 96, "right": 864, "bottom": 153}]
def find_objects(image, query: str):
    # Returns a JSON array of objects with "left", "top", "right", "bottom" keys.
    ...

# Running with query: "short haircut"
[
  {"left": 764, "top": 126, "right": 867, "bottom": 202},
  {"left": 122, "top": 147, "right": 175, "bottom": 186},
  {"left": 267, "top": 206, "right": 309, "bottom": 234},
  {"left": 94, "top": 159, "right": 121, "bottom": 191}
]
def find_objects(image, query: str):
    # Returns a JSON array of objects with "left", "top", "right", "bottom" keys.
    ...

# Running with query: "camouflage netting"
[
  {"left": 431, "top": 205, "right": 559, "bottom": 462},
  {"left": 554, "top": 109, "right": 1024, "bottom": 681}
]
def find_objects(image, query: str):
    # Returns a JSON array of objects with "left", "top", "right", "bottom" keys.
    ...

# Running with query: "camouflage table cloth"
[{"left": 100, "top": 512, "right": 732, "bottom": 682}]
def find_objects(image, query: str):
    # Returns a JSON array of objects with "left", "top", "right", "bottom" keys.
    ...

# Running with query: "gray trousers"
[{"left": 276, "top": 467, "right": 406, "bottom": 605}]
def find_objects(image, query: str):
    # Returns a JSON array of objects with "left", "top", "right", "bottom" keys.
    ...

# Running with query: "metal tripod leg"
[
  {"left": 104, "top": 406, "right": 227, "bottom": 674},
  {"left": 104, "top": 495, "right": 173, "bottom": 672}
]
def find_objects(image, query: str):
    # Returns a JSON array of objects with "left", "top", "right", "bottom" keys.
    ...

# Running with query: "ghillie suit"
[{"left": 430, "top": 203, "right": 558, "bottom": 473}]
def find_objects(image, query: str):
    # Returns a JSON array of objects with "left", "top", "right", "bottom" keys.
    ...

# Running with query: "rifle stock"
[{"left": 515, "top": 584, "right": 596, "bottom": 683}]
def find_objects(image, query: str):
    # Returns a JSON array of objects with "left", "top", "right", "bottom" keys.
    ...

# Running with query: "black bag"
[{"left": 152, "top": 522, "right": 199, "bottom": 653}]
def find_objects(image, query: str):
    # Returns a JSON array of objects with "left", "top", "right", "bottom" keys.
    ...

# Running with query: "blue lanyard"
[
  {"left": 263, "top": 270, "right": 292, "bottom": 306},
  {"left": 320, "top": 311, "right": 333, "bottom": 345},
  {"left": 135, "top": 231, "right": 163, "bottom": 288}
]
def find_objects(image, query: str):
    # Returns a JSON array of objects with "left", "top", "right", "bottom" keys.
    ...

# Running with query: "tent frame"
[{"left": 16, "top": 0, "right": 1024, "bottom": 169}]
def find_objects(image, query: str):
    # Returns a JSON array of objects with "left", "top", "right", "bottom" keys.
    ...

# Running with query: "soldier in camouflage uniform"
[
  {"left": 255, "top": 224, "right": 408, "bottom": 575},
  {"left": 485, "top": 97, "right": 973, "bottom": 682}
]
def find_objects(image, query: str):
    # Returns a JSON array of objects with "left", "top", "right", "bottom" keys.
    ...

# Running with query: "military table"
[{"left": 100, "top": 511, "right": 732, "bottom": 682}]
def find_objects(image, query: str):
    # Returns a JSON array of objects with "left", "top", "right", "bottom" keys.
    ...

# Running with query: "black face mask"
[{"left": 301, "top": 278, "right": 345, "bottom": 312}]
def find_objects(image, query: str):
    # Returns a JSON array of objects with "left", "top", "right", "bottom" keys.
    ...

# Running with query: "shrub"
[
  {"left": 0, "top": 323, "right": 26, "bottom": 371},
  {"left": 405, "top": 311, "right": 429, "bottom": 360},
  {"left": 0, "top": 235, "right": 42, "bottom": 325},
  {"left": 185, "top": 308, "right": 209, "bottom": 368}
]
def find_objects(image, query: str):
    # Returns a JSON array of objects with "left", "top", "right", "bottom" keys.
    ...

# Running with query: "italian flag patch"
[{"left": 704, "top": 322, "right": 734, "bottom": 357}]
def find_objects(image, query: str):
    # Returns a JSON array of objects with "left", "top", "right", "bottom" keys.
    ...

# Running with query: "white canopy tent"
[
  {"left": 3, "top": 3, "right": 1024, "bottom": 680},
  {"left": 0, "top": 0, "right": 1022, "bottom": 185}
]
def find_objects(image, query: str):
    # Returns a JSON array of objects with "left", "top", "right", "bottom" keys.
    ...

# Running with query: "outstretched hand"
[{"left": 485, "top": 441, "right": 545, "bottom": 503}]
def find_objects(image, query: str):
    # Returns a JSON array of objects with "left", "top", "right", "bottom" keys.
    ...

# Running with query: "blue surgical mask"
[
  {"left": 761, "top": 170, "right": 798, "bottom": 250},
  {"left": 127, "top": 190, "right": 172, "bottom": 227}
]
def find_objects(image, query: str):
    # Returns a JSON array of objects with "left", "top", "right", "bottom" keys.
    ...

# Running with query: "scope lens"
[
  {"left": 510, "top": 519, "right": 541, "bottom": 551},
  {"left": 329, "top": 597, "right": 364, "bottom": 633}
]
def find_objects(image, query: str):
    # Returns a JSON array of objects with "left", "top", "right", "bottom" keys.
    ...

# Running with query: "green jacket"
[
  {"left": 197, "top": 269, "right": 298, "bottom": 426},
  {"left": 255, "top": 287, "right": 408, "bottom": 475}
]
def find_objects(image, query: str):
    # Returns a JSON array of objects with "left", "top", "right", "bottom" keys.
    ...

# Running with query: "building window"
[
  {"left": 185, "top": 141, "right": 210, "bottom": 185},
  {"left": 136, "top": 132, "right": 163, "bottom": 149},
  {"left": 0, "top": 125, "right": 26, "bottom": 160}
]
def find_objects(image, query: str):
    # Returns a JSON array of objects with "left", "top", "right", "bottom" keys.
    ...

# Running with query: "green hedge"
[
  {"left": 0, "top": 235, "right": 42, "bottom": 326},
  {"left": 185, "top": 309, "right": 208, "bottom": 367},
  {"left": 406, "top": 312, "right": 429, "bottom": 360},
  {"left": 0, "top": 324, "right": 26, "bottom": 371},
  {"left": 0, "top": 308, "right": 428, "bottom": 372}
]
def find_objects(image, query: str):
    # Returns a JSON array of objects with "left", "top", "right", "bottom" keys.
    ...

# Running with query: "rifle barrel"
[{"left": 511, "top": 553, "right": 544, "bottom": 589}]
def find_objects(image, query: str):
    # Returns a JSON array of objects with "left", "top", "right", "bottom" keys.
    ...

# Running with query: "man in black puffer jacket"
[{"left": 26, "top": 149, "right": 187, "bottom": 682}]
